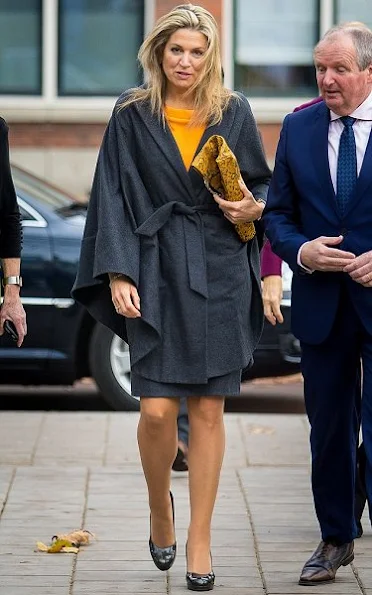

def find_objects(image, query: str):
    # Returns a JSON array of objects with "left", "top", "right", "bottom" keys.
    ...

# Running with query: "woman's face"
[{"left": 162, "top": 28, "right": 208, "bottom": 95}]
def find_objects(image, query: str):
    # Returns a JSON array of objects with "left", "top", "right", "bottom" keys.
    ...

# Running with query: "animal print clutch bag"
[{"left": 191, "top": 135, "right": 256, "bottom": 242}]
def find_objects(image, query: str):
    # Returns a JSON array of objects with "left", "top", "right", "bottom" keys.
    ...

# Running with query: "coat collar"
[{"left": 134, "top": 99, "right": 233, "bottom": 202}]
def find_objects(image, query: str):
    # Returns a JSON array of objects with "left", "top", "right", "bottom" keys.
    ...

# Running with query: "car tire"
[{"left": 89, "top": 323, "right": 140, "bottom": 411}]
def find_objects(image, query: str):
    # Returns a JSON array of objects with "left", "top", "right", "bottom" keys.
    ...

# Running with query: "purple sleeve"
[
  {"left": 260, "top": 240, "right": 282, "bottom": 278},
  {"left": 293, "top": 96, "right": 323, "bottom": 112}
]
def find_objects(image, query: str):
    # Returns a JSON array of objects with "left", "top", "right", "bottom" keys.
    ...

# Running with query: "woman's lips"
[{"left": 176, "top": 71, "right": 192, "bottom": 79}]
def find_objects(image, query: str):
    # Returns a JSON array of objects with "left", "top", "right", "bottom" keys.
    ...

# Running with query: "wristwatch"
[{"left": 2, "top": 276, "right": 23, "bottom": 288}]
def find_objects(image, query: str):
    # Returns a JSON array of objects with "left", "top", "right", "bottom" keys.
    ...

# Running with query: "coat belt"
[{"left": 135, "top": 202, "right": 220, "bottom": 298}]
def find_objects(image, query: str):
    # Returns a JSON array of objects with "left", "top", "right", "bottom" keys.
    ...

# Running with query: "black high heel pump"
[
  {"left": 185, "top": 542, "right": 215, "bottom": 591},
  {"left": 149, "top": 491, "right": 177, "bottom": 571}
]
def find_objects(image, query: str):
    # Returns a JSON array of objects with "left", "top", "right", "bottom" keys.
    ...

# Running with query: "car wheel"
[{"left": 89, "top": 323, "right": 139, "bottom": 411}]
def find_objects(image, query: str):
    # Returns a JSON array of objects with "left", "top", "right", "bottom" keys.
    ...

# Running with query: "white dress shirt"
[{"left": 298, "top": 91, "right": 372, "bottom": 271}]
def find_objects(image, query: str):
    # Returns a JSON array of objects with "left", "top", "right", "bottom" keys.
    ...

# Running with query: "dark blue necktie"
[{"left": 336, "top": 116, "right": 357, "bottom": 216}]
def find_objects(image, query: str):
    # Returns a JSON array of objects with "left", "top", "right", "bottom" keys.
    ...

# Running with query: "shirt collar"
[{"left": 330, "top": 90, "right": 372, "bottom": 121}]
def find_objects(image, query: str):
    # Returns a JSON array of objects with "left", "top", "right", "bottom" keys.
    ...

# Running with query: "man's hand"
[
  {"left": 300, "top": 236, "right": 355, "bottom": 272},
  {"left": 213, "top": 178, "right": 264, "bottom": 224},
  {"left": 0, "top": 286, "right": 27, "bottom": 347},
  {"left": 110, "top": 277, "right": 141, "bottom": 318},
  {"left": 344, "top": 250, "right": 372, "bottom": 287},
  {"left": 262, "top": 275, "right": 284, "bottom": 326}
]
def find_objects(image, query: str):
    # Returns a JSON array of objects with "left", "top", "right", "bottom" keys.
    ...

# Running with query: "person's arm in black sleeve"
[
  {"left": 0, "top": 119, "right": 26, "bottom": 346},
  {"left": 0, "top": 119, "right": 22, "bottom": 257}
]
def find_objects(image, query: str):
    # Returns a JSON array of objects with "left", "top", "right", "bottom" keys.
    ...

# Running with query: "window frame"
[
  {"left": 0, "top": 0, "right": 155, "bottom": 122},
  {"left": 57, "top": 0, "right": 145, "bottom": 97},
  {"left": 227, "top": 0, "right": 335, "bottom": 121},
  {"left": 0, "top": 0, "right": 43, "bottom": 96}
]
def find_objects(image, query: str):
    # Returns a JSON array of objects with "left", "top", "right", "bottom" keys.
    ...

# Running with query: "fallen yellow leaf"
[
  {"left": 47, "top": 539, "right": 74, "bottom": 553},
  {"left": 36, "top": 542, "right": 49, "bottom": 552}
]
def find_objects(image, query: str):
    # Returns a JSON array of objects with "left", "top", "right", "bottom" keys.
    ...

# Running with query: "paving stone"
[
  {"left": 0, "top": 411, "right": 368, "bottom": 595},
  {"left": 73, "top": 580, "right": 166, "bottom": 593}
]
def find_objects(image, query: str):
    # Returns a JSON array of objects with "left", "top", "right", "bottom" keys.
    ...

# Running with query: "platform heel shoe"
[
  {"left": 149, "top": 491, "right": 177, "bottom": 571},
  {"left": 186, "top": 543, "right": 215, "bottom": 591}
]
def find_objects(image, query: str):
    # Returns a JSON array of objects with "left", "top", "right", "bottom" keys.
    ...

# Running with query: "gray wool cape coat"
[{"left": 72, "top": 91, "right": 271, "bottom": 387}]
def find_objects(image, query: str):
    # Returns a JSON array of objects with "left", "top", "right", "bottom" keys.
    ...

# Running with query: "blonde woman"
[{"left": 73, "top": 4, "right": 271, "bottom": 590}]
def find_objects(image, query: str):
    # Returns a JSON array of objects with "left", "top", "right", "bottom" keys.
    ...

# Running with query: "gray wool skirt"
[{"left": 131, "top": 370, "right": 242, "bottom": 398}]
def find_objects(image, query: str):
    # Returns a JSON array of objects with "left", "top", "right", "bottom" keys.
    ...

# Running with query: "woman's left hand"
[
  {"left": 213, "top": 178, "right": 264, "bottom": 224},
  {"left": 262, "top": 275, "right": 283, "bottom": 326}
]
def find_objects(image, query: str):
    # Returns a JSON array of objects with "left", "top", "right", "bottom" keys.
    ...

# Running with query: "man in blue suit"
[{"left": 263, "top": 23, "right": 372, "bottom": 586}]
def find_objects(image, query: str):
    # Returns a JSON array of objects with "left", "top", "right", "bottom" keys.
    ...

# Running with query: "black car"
[{"left": 0, "top": 166, "right": 300, "bottom": 410}]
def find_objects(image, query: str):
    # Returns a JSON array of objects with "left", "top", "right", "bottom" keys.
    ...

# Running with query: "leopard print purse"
[{"left": 191, "top": 135, "right": 256, "bottom": 242}]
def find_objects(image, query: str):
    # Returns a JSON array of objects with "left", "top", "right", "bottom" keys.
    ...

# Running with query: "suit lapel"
[
  {"left": 344, "top": 127, "right": 372, "bottom": 217},
  {"left": 310, "top": 104, "right": 341, "bottom": 216}
]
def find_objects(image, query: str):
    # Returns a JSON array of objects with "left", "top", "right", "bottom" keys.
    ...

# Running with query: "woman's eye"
[
  {"left": 171, "top": 47, "right": 181, "bottom": 53},
  {"left": 193, "top": 50, "right": 204, "bottom": 57}
]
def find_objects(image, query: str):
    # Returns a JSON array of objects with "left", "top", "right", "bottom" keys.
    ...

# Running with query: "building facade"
[{"left": 2, "top": 0, "right": 372, "bottom": 198}]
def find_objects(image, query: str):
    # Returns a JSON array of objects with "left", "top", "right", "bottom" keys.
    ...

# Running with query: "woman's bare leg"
[
  {"left": 137, "top": 397, "right": 179, "bottom": 547},
  {"left": 186, "top": 396, "right": 225, "bottom": 573}
]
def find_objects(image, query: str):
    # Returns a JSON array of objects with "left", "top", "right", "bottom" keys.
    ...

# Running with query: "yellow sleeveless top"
[{"left": 164, "top": 106, "right": 205, "bottom": 171}]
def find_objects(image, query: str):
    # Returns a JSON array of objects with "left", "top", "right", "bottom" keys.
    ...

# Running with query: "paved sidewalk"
[{"left": 0, "top": 410, "right": 371, "bottom": 595}]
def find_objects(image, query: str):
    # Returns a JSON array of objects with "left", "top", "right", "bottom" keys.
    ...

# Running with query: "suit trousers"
[
  {"left": 177, "top": 397, "right": 189, "bottom": 446},
  {"left": 300, "top": 284, "right": 372, "bottom": 544}
]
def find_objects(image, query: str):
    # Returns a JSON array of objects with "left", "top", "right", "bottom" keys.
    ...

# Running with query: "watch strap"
[{"left": 2, "top": 276, "right": 22, "bottom": 287}]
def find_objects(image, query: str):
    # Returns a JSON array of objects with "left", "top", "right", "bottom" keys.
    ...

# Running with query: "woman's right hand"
[
  {"left": 110, "top": 276, "right": 141, "bottom": 318},
  {"left": 262, "top": 275, "right": 283, "bottom": 326}
]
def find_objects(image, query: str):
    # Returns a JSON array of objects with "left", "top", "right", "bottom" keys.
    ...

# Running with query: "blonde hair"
[{"left": 119, "top": 4, "right": 234, "bottom": 126}]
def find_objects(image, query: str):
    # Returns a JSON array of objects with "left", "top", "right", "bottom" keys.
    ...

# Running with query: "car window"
[
  {"left": 19, "top": 204, "right": 35, "bottom": 222},
  {"left": 17, "top": 196, "right": 47, "bottom": 228},
  {"left": 12, "top": 166, "right": 81, "bottom": 211}
]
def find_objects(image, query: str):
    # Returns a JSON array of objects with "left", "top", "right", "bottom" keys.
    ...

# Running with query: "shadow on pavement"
[{"left": 0, "top": 374, "right": 304, "bottom": 414}]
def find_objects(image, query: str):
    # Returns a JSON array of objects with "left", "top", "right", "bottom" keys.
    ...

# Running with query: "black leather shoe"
[
  {"left": 149, "top": 491, "right": 176, "bottom": 571},
  {"left": 186, "top": 543, "right": 215, "bottom": 591},
  {"left": 172, "top": 441, "right": 188, "bottom": 472},
  {"left": 299, "top": 540, "right": 354, "bottom": 585},
  {"left": 186, "top": 570, "right": 215, "bottom": 591}
]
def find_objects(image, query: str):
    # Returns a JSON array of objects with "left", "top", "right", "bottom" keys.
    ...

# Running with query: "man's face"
[{"left": 314, "top": 34, "right": 372, "bottom": 116}]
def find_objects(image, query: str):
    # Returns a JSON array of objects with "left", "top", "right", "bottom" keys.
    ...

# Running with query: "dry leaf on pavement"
[{"left": 36, "top": 529, "right": 95, "bottom": 554}]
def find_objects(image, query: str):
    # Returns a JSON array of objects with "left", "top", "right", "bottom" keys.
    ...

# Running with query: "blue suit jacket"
[{"left": 263, "top": 100, "right": 372, "bottom": 344}]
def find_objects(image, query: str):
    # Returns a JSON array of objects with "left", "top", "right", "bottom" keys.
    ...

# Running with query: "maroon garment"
[
  {"left": 293, "top": 96, "right": 323, "bottom": 112},
  {"left": 260, "top": 239, "right": 282, "bottom": 277},
  {"left": 260, "top": 97, "right": 323, "bottom": 277}
]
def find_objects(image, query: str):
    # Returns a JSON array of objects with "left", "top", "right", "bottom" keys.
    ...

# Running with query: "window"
[
  {"left": 234, "top": 0, "right": 319, "bottom": 97},
  {"left": 18, "top": 203, "right": 36, "bottom": 222},
  {"left": 58, "top": 0, "right": 144, "bottom": 96},
  {"left": 0, "top": 0, "right": 42, "bottom": 95},
  {"left": 336, "top": 0, "right": 372, "bottom": 29}
]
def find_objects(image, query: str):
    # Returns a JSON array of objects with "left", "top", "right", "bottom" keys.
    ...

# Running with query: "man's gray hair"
[{"left": 315, "top": 22, "right": 372, "bottom": 71}]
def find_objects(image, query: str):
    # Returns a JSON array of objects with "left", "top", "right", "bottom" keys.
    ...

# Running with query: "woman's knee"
[
  {"left": 188, "top": 397, "right": 224, "bottom": 430},
  {"left": 140, "top": 398, "right": 178, "bottom": 434}
]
